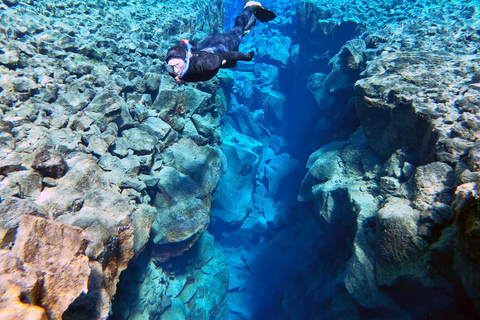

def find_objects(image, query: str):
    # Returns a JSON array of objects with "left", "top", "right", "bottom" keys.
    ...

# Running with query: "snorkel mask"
[{"left": 166, "top": 39, "right": 192, "bottom": 82}]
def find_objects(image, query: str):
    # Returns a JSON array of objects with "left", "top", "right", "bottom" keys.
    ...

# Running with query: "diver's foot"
[
  {"left": 245, "top": 1, "right": 261, "bottom": 8},
  {"left": 253, "top": 6, "right": 277, "bottom": 22}
]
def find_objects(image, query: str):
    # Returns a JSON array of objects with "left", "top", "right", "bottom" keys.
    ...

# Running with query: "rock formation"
[{"left": 295, "top": 0, "right": 480, "bottom": 318}]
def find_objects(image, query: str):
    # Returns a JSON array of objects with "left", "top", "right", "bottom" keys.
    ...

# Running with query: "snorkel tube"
[{"left": 176, "top": 39, "right": 192, "bottom": 82}]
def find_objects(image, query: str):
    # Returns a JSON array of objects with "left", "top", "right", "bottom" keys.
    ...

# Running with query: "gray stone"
[
  {"left": 379, "top": 176, "right": 400, "bottom": 194},
  {"left": 56, "top": 88, "right": 92, "bottom": 113},
  {"left": 254, "top": 35, "right": 291, "bottom": 66},
  {"left": 144, "top": 72, "right": 161, "bottom": 92},
  {"left": 31, "top": 149, "right": 68, "bottom": 179},
  {"left": 402, "top": 162, "right": 416, "bottom": 180},
  {"left": 256, "top": 88, "right": 285, "bottom": 122},
  {"left": 0, "top": 176, "right": 20, "bottom": 199},
  {"left": 86, "top": 135, "right": 110, "bottom": 156},
  {"left": 64, "top": 57, "right": 94, "bottom": 75},
  {"left": 12, "top": 77, "right": 38, "bottom": 93},
  {"left": 68, "top": 113, "right": 94, "bottom": 131},
  {"left": 375, "top": 197, "right": 427, "bottom": 286},
  {"left": 161, "top": 139, "right": 224, "bottom": 196},
  {"left": 339, "top": 39, "right": 367, "bottom": 71},
  {"left": 182, "top": 119, "right": 203, "bottom": 144},
  {"left": 41, "top": 155, "right": 133, "bottom": 258},
  {"left": 0, "top": 50, "right": 19, "bottom": 65},
  {"left": 155, "top": 166, "right": 200, "bottom": 204},
  {"left": 121, "top": 128, "right": 155, "bottom": 154},
  {"left": 191, "top": 113, "right": 218, "bottom": 137},
  {"left": 107, "top": 169, "right": 146, "bottom": 192},
  {"left": 413, "top": 162, "right": 455, "bottom": 215},
  {"left": 151, "top": 197, "right": 209, "bottom": 248},
  {"left": 111, "top": 138, "right": 129, "bottom": 158},
  {"left": 0, "top": 152, "right": 23, "bottom": 174},
  {"left": 213, "top": 127, "right": 262, "bottom": 227},
  {"left": 138, "top": 174, "right": 159, "bottom": 188},
  {"left": 7, "top": 170, "right": 42, "bottom": 199},
  {"left": 0, "top": 119, "right": 13, "bottom": 133},
  {"left": 0, "top": 197, "right": 47, "bottom": 245},
  {"left": 85, "top": 89, "right": 125, "bottom": 116},
  {"left": 42, "top": 177, "right": 58, "bottom": 187},
  {"left": 140, "top": 117, "right": 172, "bottom": 140}
]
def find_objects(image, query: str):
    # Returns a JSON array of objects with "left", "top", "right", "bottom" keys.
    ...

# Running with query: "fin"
[
  {"left": 253, "top": 6, "right": 277, "bottom": 23},
  {"left": 245, "top": 1, "right": 262, "bottom": 7}
]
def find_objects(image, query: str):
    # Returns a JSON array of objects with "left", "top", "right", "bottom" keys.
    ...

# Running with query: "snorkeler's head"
[
  {"left": 165, "top": 40, "right": 193, "bottom": 80},
  {"left": 165, "top": 44, "right": 186, "bottom": 77},
  {"left": 166, "top": 58, "right": 186, "bottom": 78}
]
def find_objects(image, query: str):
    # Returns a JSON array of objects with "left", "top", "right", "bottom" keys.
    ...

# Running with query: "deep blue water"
[{"left": 213, "top": 2, "right": 350, "bottom": 318}]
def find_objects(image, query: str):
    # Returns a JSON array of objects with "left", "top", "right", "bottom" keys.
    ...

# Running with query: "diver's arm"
[{"left": 180, "top": 52, "right": 222, "bottom": 82}]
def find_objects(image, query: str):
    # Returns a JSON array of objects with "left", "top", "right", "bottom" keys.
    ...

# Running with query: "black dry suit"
[{"left": 165, "top": 5, "right": 275, "bottom": 82}]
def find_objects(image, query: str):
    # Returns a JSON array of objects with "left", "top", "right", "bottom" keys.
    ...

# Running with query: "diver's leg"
[
  {"left": 232, "top": 6, "right": 257, "bottom": 35},
  {"left": 218, "top": 51, "right": 254, "bottom": 68},
  {"left": 196, "top": 7, "right": 256, "bottom": 53}
]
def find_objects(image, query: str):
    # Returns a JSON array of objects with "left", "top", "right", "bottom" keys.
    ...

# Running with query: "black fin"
[{"left": 253, "top": 7, "right": 277, "bottom": 23}]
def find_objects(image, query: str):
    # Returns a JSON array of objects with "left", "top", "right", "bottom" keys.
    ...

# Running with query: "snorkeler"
[{"left": 165, "top": 1, "right": 276, "bottom": 83}]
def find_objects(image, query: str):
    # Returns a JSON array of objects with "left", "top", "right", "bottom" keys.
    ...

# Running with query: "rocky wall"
[
  {"left": 0, "top": 0, "right": 229, "bottom": 318},
  {"left": 297, "top": 0, "right": 480, "bottom": 318}
]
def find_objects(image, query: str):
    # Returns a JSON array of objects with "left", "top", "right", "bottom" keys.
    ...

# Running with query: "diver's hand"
[{"left": 247, "top": 51, "right": 254, "bottom": 61}]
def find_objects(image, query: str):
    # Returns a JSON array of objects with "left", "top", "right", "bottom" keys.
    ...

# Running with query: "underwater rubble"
[{"left": 0, "top": 0, "right": 228, "bottom": 318}]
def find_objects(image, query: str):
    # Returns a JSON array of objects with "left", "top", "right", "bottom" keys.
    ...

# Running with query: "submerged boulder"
[
  {"left": 0, "top": 215, "right": 91, "bottom": 320},
  {"left": 212, "top": 125, "right": 263, "bottom": 227},
  {"left": 31, "top": 149, "right": 68, "bottom": 179}
]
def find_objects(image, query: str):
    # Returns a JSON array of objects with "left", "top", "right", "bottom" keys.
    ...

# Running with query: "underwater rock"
[
  {"left": 0, "top": 151, "right": 23, "bottom": 174},
  {"left": 250, "top": 34, "right": 292, "bottom": 66},
  {"left": 454, "top": 183, "right": 480, "bottom": 313},
  {"left": 255, "top": 88, "right": 285, "bottom": 123},
  {"left": 139, "top": 116, "right": 172, "bottom": 141},
  {"left": 121, "top": 127, "right": 155, "bottom": 154},
  {"left": 0, "top": 197, "right": 47, "bottom": 248},
  {"left": 161, "top": 138, "right": 225, "bottom": 195},
  {"left": 33, "top": 155, "right": 134, "bottom": 318},
  {"left": 212, "top": 125, "right": 262, "bottom": 227},
  {"left": 6, "top": 170, "right": 42, "bottom": 199},
  {"left": 295, "top": 1, "right": 480, "bottom": 317},
  {"left": 0, "top": 250, "right": 48, "bottom": 320},
  {"left": 0, "top": 215, "right": 91, "bottom": 320},
  {"left": 307, "top": 73, "right": 332, "bottom": 111},
  {"left": 132, "top": 204, "right": 157, "bottom": 255},
  {"left": 355, "top": 46, "right": 479, "bottom": 164},
  {"left": 375, "top": 197, "right": 426, "bottom": 286},
  {"left": 150, "top": 139, "right": 224, "bottom": 261},
  {"left": 11, "top": 77, "right": 38, "bottom": 93},
  {"left": 112, "top": 231, "right": 229, "bottom": 319},
  {"left": 413, "top": 162, "right": 455, "bottom": 221},
  {"left": 31, "top": 149, "right": 68, "bottom": 179}
]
